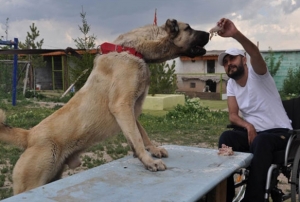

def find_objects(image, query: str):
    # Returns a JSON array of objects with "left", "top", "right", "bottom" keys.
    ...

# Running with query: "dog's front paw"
[
  {"left": 145, "top": 159, "right": 167, "bottom": 172},
  {"left": 165, "top": 19, "right": 179, "bottom": 39},
  {"left": 147, "top": 146, "right": 168, "bottom": 158}
]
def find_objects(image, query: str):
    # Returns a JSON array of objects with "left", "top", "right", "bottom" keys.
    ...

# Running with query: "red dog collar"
[{"left": 100, "top": 42, "right": 143, "bottom": 59}]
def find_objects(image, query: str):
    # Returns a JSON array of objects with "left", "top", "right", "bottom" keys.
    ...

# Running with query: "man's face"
[{"left": 223, "top": 55, "right": 245, "bottom": 80}]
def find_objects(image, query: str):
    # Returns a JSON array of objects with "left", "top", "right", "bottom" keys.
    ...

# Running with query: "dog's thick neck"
[
  {"left": 113, "top": 24, "right": 180, "bottom": 63},
  {"left": 100, "top": 42, "right": 143, "bottom": 59}
]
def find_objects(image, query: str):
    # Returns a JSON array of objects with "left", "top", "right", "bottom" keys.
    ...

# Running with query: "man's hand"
[
  {"left": 216, "top": 17, "right": 267, "bottom": 75},
  {"left": 217, "top": 18, "right": 239, "bottom": 38},
  {"left": 245, "top": 123, "right": 257, "bottom": 145}
]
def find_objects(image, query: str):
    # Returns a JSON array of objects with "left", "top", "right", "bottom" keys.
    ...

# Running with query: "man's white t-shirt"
[{"left": 227, "top": 64, "right": 292, "bottom": 132}]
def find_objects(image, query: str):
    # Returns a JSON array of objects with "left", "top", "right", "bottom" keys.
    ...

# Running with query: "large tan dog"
[{"left": 0, "top": 19, "right": 209, "bottom": 194}]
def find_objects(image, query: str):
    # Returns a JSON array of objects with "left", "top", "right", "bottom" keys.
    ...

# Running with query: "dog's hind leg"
[{"left": 12, "top": 146, "right": 61, "bottom": 194}]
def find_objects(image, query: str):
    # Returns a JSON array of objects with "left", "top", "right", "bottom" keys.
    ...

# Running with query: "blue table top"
[{"left": 2, "top": 145, "right": 252, "bottom": 202}]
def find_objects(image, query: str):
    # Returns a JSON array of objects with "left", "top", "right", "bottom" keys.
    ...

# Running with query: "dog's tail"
[{"left": 0, "top": 109, "right": 29, "bottom": 149}]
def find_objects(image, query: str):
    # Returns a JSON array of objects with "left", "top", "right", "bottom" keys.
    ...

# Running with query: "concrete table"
[{"left": 2, "top": 145, "right": 252, "bottom": 202}]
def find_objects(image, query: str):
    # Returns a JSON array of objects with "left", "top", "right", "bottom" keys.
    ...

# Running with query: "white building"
[{"left": 174, "top": 50, "right": 228, "bottom": 100}]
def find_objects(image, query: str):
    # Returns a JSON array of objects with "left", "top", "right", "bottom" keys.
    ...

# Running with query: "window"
[
  {"left": 205, "top": 79, "right": 216, "bottom": 92},
  {"left": 190, "top": 82, "right": 196, "bottom": 88},
  {"left": 207, "top": 60, "right": 215, "bottom": 73}
]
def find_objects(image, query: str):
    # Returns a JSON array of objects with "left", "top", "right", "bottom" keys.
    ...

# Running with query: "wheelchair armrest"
[
  {"left": 288, "top": 129, "right": 300, "bottom": 135},
  {"left": 227, "top": 124, "right": 246, "bottom": 131}
]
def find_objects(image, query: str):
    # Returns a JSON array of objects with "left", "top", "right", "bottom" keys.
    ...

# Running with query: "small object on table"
[{"left": 218, "top": 144, "right": 234, "bottom": 156}]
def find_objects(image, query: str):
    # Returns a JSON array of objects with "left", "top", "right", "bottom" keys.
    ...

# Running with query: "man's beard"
[{"left": 227, "top": 59, "right": 245, "bottom": 80}]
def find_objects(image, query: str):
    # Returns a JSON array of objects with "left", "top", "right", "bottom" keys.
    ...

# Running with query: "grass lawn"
[
  {"left": 142, "top": 99, "right": 228, "bottom": 117},
  {"left": 199, "top": 100, "right": 228, "bottom": 110}
]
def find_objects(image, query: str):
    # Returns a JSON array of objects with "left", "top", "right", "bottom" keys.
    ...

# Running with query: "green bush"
[
  {"left": 148, "top": 61, "right": 177, "bottom": 95},
  {"left": 24, "top": 90, "right": 46, "bottom": 99},
  {"left": 281, "top": 66, "right": 300, "bottom": 97},
  {"left": 69, "top": 53, "right": 94, "bottom": 91},
  {"left": 264, "top": 47, "right": 283, "bottom": 77},
  {"left": 166, "top": 97, "right": 227, "bottom": 124}
]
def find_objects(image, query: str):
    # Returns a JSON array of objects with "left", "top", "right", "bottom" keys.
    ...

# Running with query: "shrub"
[
  {"left": 166, "top": 97, "right": 227, "bottom": 124},
  {"left": 148, "top": 61, "right": 177, "bottom": 95},
  {"left": 281, "top": 66, "right": 300, "bottom": 97}
]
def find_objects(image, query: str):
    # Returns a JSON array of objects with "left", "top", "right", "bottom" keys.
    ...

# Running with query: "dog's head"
[
  {"left": 165, "top": 19, "right": 209, "bottom": 58},
  {"left": 113, "top": 19, "right": 210, "bottom": 63}
]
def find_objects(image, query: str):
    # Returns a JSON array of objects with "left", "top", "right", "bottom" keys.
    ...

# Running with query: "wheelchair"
[{"left": 230, "top": 96, "right": 300, "bottom": 202}]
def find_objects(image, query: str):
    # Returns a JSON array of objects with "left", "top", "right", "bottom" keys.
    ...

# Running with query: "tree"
[
  {"left": 17, "top": 23, "right": 46, "bottom": 92},
  {"left": 281, "top": 66, "right": 300, "bottom": 97},
  {"left": 73, "top": 7, "right": 96, "bottom": 50},
  {"left": 0, "top": 18, "right": 13, "bottom": 59},
  {"left": 148, "top": 61, "right": 177, "bottom": 95},
  {"left": 19, "top": 23, "right": 44, "bottom": 49},
  {"left": 19, "top": 23, "right": 45, "bottom": 69},
  {"left": 0, "top": 18, "right": 14, "bottom": 95},
  {"left": 264, "top": 47, "right": 283, "bottom": 77},
  {"left": 70, "top": 7, "right": 97, "bottom": 91},
  {"left": 5, "top": 17, "right": 9, "bottom": 41}
]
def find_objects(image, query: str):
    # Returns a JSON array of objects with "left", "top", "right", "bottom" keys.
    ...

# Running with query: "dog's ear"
[{"left": 165, "top": 19, "right": 179, "bottom": 39}]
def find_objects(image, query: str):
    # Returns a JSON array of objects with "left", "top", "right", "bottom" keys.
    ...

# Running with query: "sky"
[{"left": 0, "top": 0, "right": 299, "bottom": 51}]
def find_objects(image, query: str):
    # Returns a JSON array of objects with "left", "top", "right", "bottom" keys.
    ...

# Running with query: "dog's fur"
[{"left": 0, "top": 19, "right": 209, "bottom": 194}]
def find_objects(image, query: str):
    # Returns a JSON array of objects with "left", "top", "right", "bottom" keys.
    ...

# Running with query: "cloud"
[
  {"left": 281, "top": 0, "right": 300, "bottom": 13},
  {"left": 0, "top": 0, "right": 299, "bottom": 50}
]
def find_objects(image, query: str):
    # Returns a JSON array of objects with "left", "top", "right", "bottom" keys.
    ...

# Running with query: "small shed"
[{"left": 35, "top": 49, "right": 98, "bottom": 91}]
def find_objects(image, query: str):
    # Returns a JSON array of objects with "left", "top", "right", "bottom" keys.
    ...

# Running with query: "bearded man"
[{"left": 217, "top": 18, "right": 292, "bottom": 202}]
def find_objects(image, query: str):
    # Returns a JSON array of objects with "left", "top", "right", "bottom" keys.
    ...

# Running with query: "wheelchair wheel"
[
  {"left": 291, "top": 146, "right": 300, "bottom": 202},
  {"left": 233, "top": 184, "right": 246, "bottom": 202},
  {"left": 233, "top": 169, "right": 248, "bottom": 202}
]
